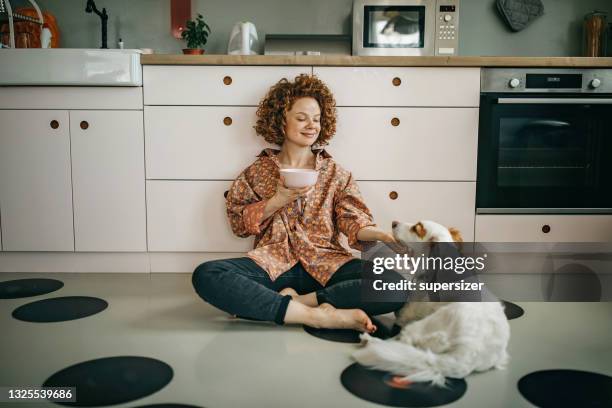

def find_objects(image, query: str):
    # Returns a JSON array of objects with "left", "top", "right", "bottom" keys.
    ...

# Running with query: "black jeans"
[{"left": 192, "top": 257, "right": 407, "bottom": 325}]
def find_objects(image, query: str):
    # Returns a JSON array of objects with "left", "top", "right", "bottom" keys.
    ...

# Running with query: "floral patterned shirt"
[{"left": 226, "top": 148, "right": 377, "bottom": 285}]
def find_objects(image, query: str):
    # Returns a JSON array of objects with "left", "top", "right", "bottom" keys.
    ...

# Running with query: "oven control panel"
[
  {"left": 481, "top": 68, "right": 612, "bottom": 93},
  {"left": 435, "top": 0, "right": 459, "bottom": 56}
]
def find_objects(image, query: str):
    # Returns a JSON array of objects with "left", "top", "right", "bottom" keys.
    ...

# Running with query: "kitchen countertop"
[{"left": 141, "top": 54, "right": 612, "bottom": 67}]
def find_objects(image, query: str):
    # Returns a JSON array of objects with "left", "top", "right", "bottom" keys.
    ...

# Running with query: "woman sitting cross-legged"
[{"left": 192, "top": 74, "right": 407, "bottom": 333}]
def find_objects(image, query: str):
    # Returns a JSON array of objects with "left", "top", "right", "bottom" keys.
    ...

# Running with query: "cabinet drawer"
[
  {"left": 144, "top": 66, "right": 311, "bottom": 105},
  {"left": 328, "top": 107, "right": 478, "bottom": 181},
  {"left": 359, "top": 181, "right": 476, "bottom": 242},
  {"left": 314, "top": 67, "right": 480, "bottom": 107},
  {"left": 145, "top": 106, "right": 275, "bottom": 180},
  {"left": 147, "top": 180, "right": 253, "bottom": 252},
  {"left": 475, "top": 215, "right": 612, "bottom": 242}
]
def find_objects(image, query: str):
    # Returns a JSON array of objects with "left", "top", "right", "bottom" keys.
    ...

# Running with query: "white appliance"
[
  {"left": 227, "top": 21, "right": 259, "bottom": 55},
  {"left": 352, "top": 0, "right": 460, "bottom": 56}
]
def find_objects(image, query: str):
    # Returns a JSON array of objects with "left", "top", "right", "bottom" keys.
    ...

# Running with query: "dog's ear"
[
  {"left": 449, "top": 227, "right": 463, "bottom": 243},
  {"left": 411, "top": 222, "right": 426, "bottom": 239}
]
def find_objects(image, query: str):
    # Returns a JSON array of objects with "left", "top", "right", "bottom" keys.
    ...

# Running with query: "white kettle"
[{"left": 227, "top": 21, "right": 259, "bottom": 55}]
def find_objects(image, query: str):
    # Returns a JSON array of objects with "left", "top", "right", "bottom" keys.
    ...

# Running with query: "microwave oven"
[{"left": 352, "top": 0, "right": 459, "bottom": 56}]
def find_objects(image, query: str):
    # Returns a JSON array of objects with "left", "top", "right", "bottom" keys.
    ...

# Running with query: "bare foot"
[
  {"left": 279, "top": 288, "right": 318, "bottom": 307},
  {"left": 313, "top": 303, "right": 377, "bottom": 333},
  {"left": 279, "top": 287, "right": 298, "bottom": 298}
]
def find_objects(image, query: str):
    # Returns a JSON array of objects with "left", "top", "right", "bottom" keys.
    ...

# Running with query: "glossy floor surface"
[{"left": 1, "top": 272, "right": 611, "bottom": 408}]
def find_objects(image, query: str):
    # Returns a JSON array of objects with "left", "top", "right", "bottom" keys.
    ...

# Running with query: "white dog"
[{"left": 353, "top": 220, "right": 510, "bottom": 385}]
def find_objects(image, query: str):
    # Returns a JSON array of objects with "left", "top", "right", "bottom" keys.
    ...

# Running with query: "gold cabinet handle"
[
  {"left": 392, "top": 77, "right": 401, "bottom": 86},
  {"left": 391, "top": 117, "right": 400, "bottom": 127},
  {"left": 50, "top": 120, "right": 59, "bottom": 129},
  {"left": 389, "top": 191, "right": 398, "bottom": 200},
  {"left": 223, "top": 117, "right": 233, "bottom": 126},
  {"left": 80, "top": 121, "right": 89, "bottom": 130},
  {"left": 223, "top": 76, "right": 233, "bottom": 85}
]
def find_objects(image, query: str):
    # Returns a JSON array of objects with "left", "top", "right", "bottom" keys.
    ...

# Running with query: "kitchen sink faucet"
[{"left": 85, "top": 0, "right": 108, "bottom": 49}]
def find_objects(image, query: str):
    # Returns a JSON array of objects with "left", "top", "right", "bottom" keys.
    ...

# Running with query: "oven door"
[{"left": 477, "top": 94, "right": 612, "bottom": 213}]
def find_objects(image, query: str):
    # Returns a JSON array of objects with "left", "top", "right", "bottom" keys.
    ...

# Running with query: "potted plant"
[{"left": 181, "top": 13, "right": 211, "bottom": 55}]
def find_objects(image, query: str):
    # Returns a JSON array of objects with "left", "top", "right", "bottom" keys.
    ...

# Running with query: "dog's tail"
[{"left": 353, "top": 333, "right": 468, "bottom": 386}]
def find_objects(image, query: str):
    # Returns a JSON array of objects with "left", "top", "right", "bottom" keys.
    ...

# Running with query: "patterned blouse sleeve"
[
  {"left": 225, "top": 169, "right": 272, "bottom": 238},
  {"left": 334, "top": 172, "right": 377, "bottom": 251}
]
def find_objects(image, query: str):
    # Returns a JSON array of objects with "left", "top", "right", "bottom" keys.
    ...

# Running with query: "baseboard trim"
[{"left": 0, "top": 252, "right": 247, "bottom": 273}]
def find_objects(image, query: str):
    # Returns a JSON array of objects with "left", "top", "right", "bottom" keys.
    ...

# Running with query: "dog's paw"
[{"left": 359, "top": 332, "right": 373, "bottom": 345}]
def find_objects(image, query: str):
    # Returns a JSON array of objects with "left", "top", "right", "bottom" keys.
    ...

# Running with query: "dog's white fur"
[{"left": 353, "top": 220, "right": 510, "bottom": 385}]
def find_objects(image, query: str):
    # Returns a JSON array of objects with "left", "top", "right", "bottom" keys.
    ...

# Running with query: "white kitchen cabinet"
[
  {"left": 71, "top": 111, "right": 146, "bottom": 251},
  {"left": 313, "top": 67, "right": 480, "bottom": 107},
  {"left": 145, "top": 106, "right": 275, "bottom": 180},
  {"left": 359, "top": 181, "right": 476, "bottom": 242},
  {"left": 144, "top": 66, "right": 311, "bottom": 105},
  {"left": 146, "top": 180, "right": 253, "bottom": 252},
  {"left": 475, "top": 215, "right": 612, "bottom": 242},
  {"left": 0, "top": 110, "right": 74, "bottom": 251},
  {"left": 328, "top": 107, "right": 479, "bottom": 181}
]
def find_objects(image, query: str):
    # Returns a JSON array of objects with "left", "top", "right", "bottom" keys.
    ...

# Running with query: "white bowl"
[{"left": 280, "top": 169, "right": 319, "bottom": 188}]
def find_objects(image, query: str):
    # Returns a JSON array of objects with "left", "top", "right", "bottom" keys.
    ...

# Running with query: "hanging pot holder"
[{"left": 497, "top": 0, "right": 544, "bottom": 32}]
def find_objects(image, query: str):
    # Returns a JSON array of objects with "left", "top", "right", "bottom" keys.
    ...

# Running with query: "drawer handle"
[
  {"left": 223, "top": 117, "right": 233, "bottom": 126},
  {"left": 389, "top": 191, "right": 398, "bottom": 200},
  {"left": 223, "top": 190, "right": 229, "bottom": 198},
  {"left": 542, "top": 224, "right": 551, "bottom": 234},
  {"left": 391, "top": 117, "right": 400, "bottom": 127},
  {"left": 392, "top": 77, "right": 402, "bottom": 86},
  {"left": 80, "top": 121, "right": 89, "bottom": 130},
  {"left": 223, "top": 76, "right": 233, "bottom": 85},
  {"left": 50, "top": 120, "right": 59, "bottom": 129}
]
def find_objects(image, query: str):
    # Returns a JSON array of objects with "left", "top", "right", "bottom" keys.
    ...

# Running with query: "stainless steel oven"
[
  {"left": 477, "top": 68, "right": 612, "bottom": 214},
  {"left": 352, "top": 0, "right": 459, "bottom": 56}
]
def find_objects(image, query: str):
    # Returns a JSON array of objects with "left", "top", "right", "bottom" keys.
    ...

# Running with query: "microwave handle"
[{"left": 497, "top": 98, "right": 612, "bottom": 104}]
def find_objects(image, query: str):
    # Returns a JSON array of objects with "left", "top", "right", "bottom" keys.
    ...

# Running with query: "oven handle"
[{"left": 497, "top": 98, "right": 612, "bottom": 104}]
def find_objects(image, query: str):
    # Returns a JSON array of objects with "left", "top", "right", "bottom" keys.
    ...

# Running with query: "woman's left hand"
[{"left": 376, "top": 230, "right": 397, "bottom": 244}]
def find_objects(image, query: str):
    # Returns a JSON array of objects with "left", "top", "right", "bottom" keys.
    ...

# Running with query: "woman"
[{"left": 192, "top": 74, "right": 406, "bottom": 333}]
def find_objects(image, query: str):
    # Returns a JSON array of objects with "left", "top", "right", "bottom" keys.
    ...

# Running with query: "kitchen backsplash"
[{"left": 36, "top": 0, "right": 611, "bottom": 56}]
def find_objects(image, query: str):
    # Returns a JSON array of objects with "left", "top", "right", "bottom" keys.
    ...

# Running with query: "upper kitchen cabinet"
[
  {"left": 143, "top": 66, "right": 312, "bottom": 105},
  {"left": 313, "top": 67, "right": 480, "bottom": 107},
  {"left": 0, "top": 110, "right": 74, "bottom": 251},
  {"left": 70, "top": 111, "right": 146, "bottom": 251}
]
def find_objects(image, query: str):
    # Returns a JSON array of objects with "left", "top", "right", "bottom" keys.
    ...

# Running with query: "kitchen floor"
[{"left": 1, "top": 272, "right": 611, "bottom": 408}]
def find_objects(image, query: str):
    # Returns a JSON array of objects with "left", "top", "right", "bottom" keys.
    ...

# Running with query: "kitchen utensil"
[
  {"left": 227, "top": 21, "right": 258, "bottom": 55},
  {"left": 583, "top": 11, "right": 609, "bottom": 57},
  {"left": 280, "top": 169, "right": 318, "bottom": 188}
]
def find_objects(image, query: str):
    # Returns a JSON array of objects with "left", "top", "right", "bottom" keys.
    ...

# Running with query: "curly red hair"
[{"left": 254, "top": 74, "right": 337, "bottom": 147}]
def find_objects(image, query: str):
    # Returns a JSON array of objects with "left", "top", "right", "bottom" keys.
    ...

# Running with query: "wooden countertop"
[{"left": 141, "top": 54, "right": 612, "bottom": 67}]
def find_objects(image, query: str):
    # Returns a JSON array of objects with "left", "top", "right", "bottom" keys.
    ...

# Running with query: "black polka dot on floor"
[
  {"left": 132, "top": 404, "right": 203, "bottom": 408},
  {"left": 341, "top": 363, "right": 467, "bottom": 407},
  {"left": 43, "top": 356, "right": 173, "bottom": 407},
  {"left": 0, "top": 278, "right": 63, "bottom": 299},
  {"left": 304, "top": 317, "right": 400, "bottom": 343},
  {"left": 518, "top": 369, "right": 612, "bottom": 408},
  {"left": 12, "top": 296, "right": 108, "bottom": 323},
  {"left": 501, "top": 300, "right": 524, "bottom": 320}
]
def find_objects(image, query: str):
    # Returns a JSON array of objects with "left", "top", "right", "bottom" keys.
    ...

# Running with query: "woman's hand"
[
  {"left": 357, "top": 226, "right": 396, "bottom": 243},
  {"left": 357, "top": 226, "right": 413, "bottom": 255},
  {"left": 269, "top": 175, "right": 313, "bottom": 209}
]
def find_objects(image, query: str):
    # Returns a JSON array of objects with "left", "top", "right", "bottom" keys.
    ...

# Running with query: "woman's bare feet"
[
  {"left": 279, "top": 287, "right": 298, "bottom": 298},
  {"left": 313, "top": 303, "right": 377, "bottom": 333},
  {"left": 279, "top": 287, "right": 318, "bottom": 307}
]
